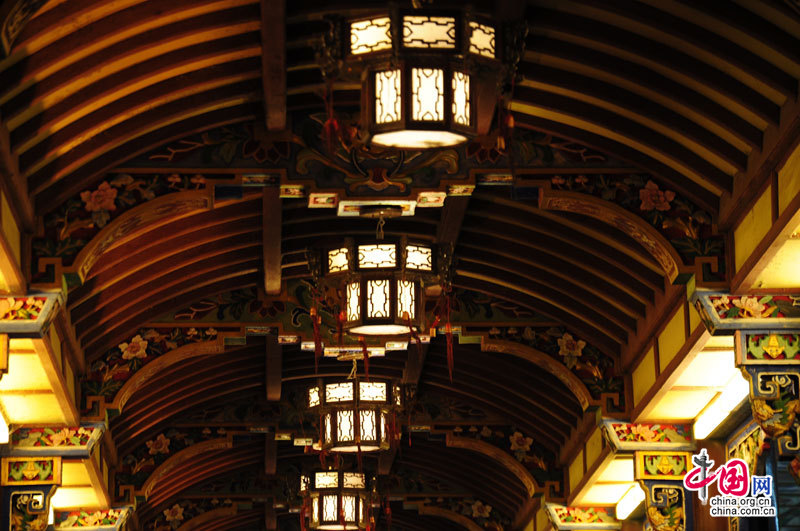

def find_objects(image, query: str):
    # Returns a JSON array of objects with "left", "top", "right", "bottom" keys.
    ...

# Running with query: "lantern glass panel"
[
  {"left": 375, "top": 70, "right": 401, "bottom": 124},
  {"left": 343, "top": 473, "right": 366, "bottom": 489},
  {"left": 360, "top": 499, "right": 365, "bottom": 524},
  {"left": 469, "top": 21, "right": 495, "bottom": 58},
  {"left": 382, "top": 412, "right": 388, "bottom": 441},
  {"left": 323, "top": 495, "right": 338, "bottom": 521},
  {"left": 338, "top": 410, "right": 355, "bottom": 441},
  {"left": 405, "top": 245, "right": 432, "bottom": 270},
  {"left": 347, "top": 282, "right": 361, "bottom": 321},
  {"left": 316, "top": 471, "right": 339, "bottom": 489},
  {"left": 402, "top": 15, "right": 456, "bottom": 48},
  {"left": 312, "top": 496, "right": 319, "bottom": 523},
  {"left": 358, "top": 244, "right": 396, "bottom": 268},
  {"left": 351, "top": 17, "right": 392, "bottom": 54},
  {"left": 411, "top": 68, "right": 444, "bottom": 121},
  {"left": 452, "top": 71, "right": 470, "bottom": 126},
  {"left": 328, "top": 247, "right": 349, "bottom": 273},
  {"left": 359, "top": 382, "right": 387, "bottom": 402},
  {"left": 325, "top": 413, "right": 332, "bottom": 444},
  {"left": 366, "top": 280, "right": 391, "bottom": 318},
  {"left": 397, "top": 280, "right": 415, "bottom": 320},
  {"left": 360, "top": 410, "right": 377, "bottom": 441},
  {"left": 343, "top": 495, "right": 357, "bottom": 521},
  {"left": 308, "top": 386, "right": 320, "bottom": 407},
  {"left": 326, "top": 382, "right": 354, "bottom": 402},
  {"left": 301, "top": 475, "right": 310, "bottom": 492}
]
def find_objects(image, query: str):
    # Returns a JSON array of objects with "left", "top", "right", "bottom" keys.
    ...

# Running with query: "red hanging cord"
[
  {"left": 322, "top": 78, "right": 340, "bottom": 153},
  {"left": 445, "top": 291, "right": 453, "bottom": 382},
  {"left": 311, "top": 305, "right": 322, "bottom": 373}
]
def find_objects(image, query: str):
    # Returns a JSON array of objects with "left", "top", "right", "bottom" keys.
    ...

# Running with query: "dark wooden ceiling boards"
[{"left": 3, "top": 1, "right": 800, "bottom": 529}]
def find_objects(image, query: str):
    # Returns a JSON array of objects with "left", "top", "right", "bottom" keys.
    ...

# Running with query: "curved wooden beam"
[
  {"left": 446, "top": 433, "right": 538, "bottom": 497},
  {"left": 414, "top": 504, "right": 483, "bottom": 531},
  {"left": 140, "top": 436, "right": 232, "bottom": 499},
  {"left": 538, "top": 187, "right": 684, "bottom": 283},
  {"left": 41, "top": 190, "right": 209, "bottom": 284},
  {"left": 480, "top": 338, "right": 593, "bottom": 411},
  {"left": 108, "top": 339, "right": 227, "bottom": 415},
  {"left": 178, "top": 506, "right": 238, "bottom": 531}
]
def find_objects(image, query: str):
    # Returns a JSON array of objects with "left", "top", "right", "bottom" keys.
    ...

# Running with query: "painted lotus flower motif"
[
  {"left": 480, "top": 426, "right": 493, "bottom": 438},
  {"left": 82, "top": 512, "right": 103, "bottom": 527},
  {"left": 630, "top": 424, "right": 659, "bottom": 442},
  {"left": 146, "top": 433, "right": 170, "bottom": 455},
  {"left": 557, "top": 333, "right": 586, "bottom": 358},
  {"left": 471, "top": 500, "right": 492, "bottom": 518},
  {"left": 164, "top": 504, "right": 184, "bottom": 522},
  {"left": 732, "top": 296, "right": 767, "bottom": 318},
  {"left": 119, "top": 335, "right": 148, "bottom": 359},
  {"left": 639, "top": 180, "right": 675, "bottom": 211},
  {"left": 49, "top": 428, "right": 76, "bottom": 446},
  {"left": 509, "top": 431, "right": 533, "bottom": 452},
  {"left": 80, "top": 181, "right": 118, "bottom": 212},
  {"left": 712, "top": 295, "right": 730, "bottom": 309}
]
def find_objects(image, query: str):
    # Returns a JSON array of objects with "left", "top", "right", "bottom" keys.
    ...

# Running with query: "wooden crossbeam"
[
  {"left": 402, "top": 343, "right": 429, "bottom": 387},
  {"left": 263, "top": 187, "right": 282, "bottom": 295},
  {"left": 436, "top": 196, "right": 470, "bottom": 245},
  {"left": 265, "top": 334, "right": 282, "bottom": 401},
  {"left": 265, "top": 503, "right": 277, "bottom": 530},
  {"left": 0, "top": 116, "right": 33, "bottom": 231},
  {"left": 259, "top": 0, "right": 286, "bottom": 131},
  {"left": 264, "top": 432, "right": 277, "bottom": 476}
]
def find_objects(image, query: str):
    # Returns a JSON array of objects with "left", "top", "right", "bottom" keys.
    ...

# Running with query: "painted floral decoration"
[
  {"left": 12, "top": 426, "right": 95, "bottom": 447},
  {"left": 471, "top": 500, "right": 492, "bottom": 518},
  {"left": 146, "top": 434, "right": 171, "bottom": 455},
  {"left": 0, "top": 297, "right": 46, "bottom": 320},
  {"left": 708, "top": 295, "right": 800, "bottom": 320},
  {"left": 613, "top": 423, "right": 691, "bottom": 444},
  {"left": 509, "top": 431, "right": 533, "bottom": 453},
  {"left": 55, "top": 508, "right": 124, "bottom": 528},
  {"left": 80, "top": 181, "right": 118, "bottom": 212},
  {"left": 119, "top": 334, "right": 148, "bottom": 360},
  {"left": 557, "top": 333, "right": 586, "bottom": 369},
  {"left": 639, "top": 180, "right": 675, "bottom": 211},
  {"left": 163, "top": 504, "right": 184, "bottom": 523}
]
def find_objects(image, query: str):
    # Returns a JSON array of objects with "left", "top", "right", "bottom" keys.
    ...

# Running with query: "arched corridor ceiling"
[{"left": 2, "top": 0, "right": 799, "bottom": 529}]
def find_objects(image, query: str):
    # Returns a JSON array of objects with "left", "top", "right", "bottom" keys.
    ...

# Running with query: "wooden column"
[{"left": 263, "top": 187, "right": 282, "bottom": 295}]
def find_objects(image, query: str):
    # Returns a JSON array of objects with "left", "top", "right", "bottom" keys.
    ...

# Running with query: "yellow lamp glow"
[
  {"left": 616, "top": 484, "right": 646, "bottom": 520},
  {"left": 694, "top": 370, "right": 750, "bottom": 439},
  {"left": 0, "top": 408, "right": 8, "bottom": 443}
]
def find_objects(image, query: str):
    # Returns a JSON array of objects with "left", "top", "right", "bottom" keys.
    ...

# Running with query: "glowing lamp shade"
[
  {"left": 301, "top": 471, "right": 371, "bottom": 530},
  {"left": 343, "top": 10, "right": 499, "bottom": 149},
  {"left": 694, "top": 370, "right": 750, "bottom": 439},
  {"left": 0, "top": 408, "right": 8, "bottom": 444},
  {"left": 325, "top": 241, "right": 434, "bottom": 337},
  {"left": 616, "top": 484, "right": 646, "bottom": 520},
  {"left": 307, "top": 379, "right": 401, "bottom": 453},
  {"left": 370, "top": 67, "right": 471, "bottom": 149}
]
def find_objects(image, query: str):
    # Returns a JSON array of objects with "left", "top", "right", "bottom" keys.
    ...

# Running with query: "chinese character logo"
[
  {"left": 683, "top": 449, "right": 750, "bottom": 504},
  {"left": 751, "top": 475, "right": 772, "bottom": 498}
]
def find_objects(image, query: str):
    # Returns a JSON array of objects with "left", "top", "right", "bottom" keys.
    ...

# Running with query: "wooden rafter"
[
  {"left": 265, "top": 333, "right": 282, "bottom": 401},
  {"left": 259, "top": 0, "right": 287, "bottom": 131}
]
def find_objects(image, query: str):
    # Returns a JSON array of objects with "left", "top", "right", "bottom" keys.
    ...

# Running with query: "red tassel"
[
  {"left": 384, "top": 498, "right": 392, "bottom": 530},
  {"left": 300, "top": 498, "right": 308, "bottom": 531},
  {"left": 360, "top": 336, "right": 369, "bottom": 380},
  {"left": 311, "top": 306, "right": 322, "bottom": 373},
  {"left": 445, "top": 293, "right": 453, "bottom": 382},
  {"left": 323, "top": 79, "right": 340, "bottom": 153},
  {"left": 337, "top": 310, "right": 345, "bottom": 346}
]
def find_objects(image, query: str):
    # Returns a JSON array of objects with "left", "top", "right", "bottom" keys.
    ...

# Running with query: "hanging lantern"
[
  {"left": 342, "top": 8, "right": 503, "bottom": 148},
  {"left": 301, "top": 470, "right": 372, "bottom": 530},
  {"left": 324, "top": 239, "right": 435, "bottom": 337},
  {"left": 308, "top": 379, "right": 402, "bottom": 453}
]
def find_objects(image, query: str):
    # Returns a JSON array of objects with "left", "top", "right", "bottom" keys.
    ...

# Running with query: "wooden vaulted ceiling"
[{"left": 3, "top": 0, "right": 800, "bottom": 529}]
